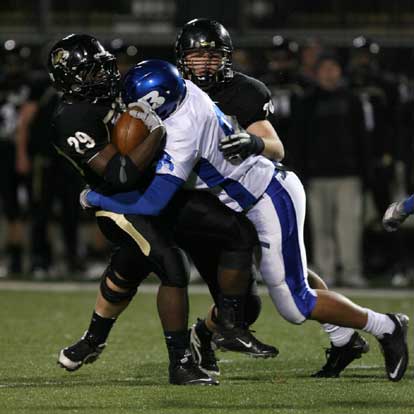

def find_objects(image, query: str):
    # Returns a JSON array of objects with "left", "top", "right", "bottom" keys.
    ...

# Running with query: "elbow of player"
[
  {"left": 103, "top": 154, "right": 143, "bottom": 191},
  {"left": 272, "top": 144, "right": 285, "bottom": 162},
  {"left": 148, "top": 207, "right": 163, "bottom": 216},
  {"left": 104, "top": 174, "right": 141, "bottom": 192}
]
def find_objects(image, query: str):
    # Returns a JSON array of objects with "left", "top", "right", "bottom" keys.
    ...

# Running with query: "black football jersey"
[
  {"left": 53, "top": 99, "right": 120, "bottom": 194},
  {"left": 208, "top": 72, "right": 274, "bottom": 129}
]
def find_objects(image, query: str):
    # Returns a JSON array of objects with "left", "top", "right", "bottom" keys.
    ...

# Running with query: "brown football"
[{"left": 112, "top": 111, "right": 149, "bottom": 155}]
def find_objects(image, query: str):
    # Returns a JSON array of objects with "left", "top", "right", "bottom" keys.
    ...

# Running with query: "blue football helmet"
[{"left": 122, "top": 59, "right": 187, "bottom": 120}]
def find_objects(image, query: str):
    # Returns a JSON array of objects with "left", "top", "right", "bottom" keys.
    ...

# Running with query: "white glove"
[
  {"left": 79, "top": 188, "right": 92, "bottom": 210},
  {"left": 382, "top": 201, "right": 408, "bottom": 232},
  {"left": 127, "top": 100, "right": 165, "bottom": 133}
]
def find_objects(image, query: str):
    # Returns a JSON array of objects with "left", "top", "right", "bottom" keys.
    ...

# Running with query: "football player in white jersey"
[
  {"left": 175, "top": 18, "right": 371, "bottom": 378},
  {"left": 85, "top": 60, "right": 409, "bottom": 382}
]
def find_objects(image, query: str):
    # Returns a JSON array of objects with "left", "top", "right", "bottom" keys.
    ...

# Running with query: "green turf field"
[{"left": 1, "top": 287, "right": 413, "bottom": 414}]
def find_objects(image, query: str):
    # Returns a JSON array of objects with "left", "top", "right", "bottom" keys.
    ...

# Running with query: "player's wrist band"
[{"left": 250, "top": 133, "right": 265, "bottom": 155}]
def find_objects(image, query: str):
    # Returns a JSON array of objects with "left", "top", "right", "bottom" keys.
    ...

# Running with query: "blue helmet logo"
[{"left": 122, "top": 59, "right": 187, "bottom": 120}]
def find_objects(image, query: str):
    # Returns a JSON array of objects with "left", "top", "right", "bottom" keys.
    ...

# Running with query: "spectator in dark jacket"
[{"left": 293, "top": 54, "right": 368, "bottom": 287}]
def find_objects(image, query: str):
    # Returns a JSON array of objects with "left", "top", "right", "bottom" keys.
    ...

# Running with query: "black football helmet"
[
  {"left": 175, "top": 18, "right": 233, "bottom": 90},
  {"left": 47, "top": 34, "right": 121, "bottom": 101}
]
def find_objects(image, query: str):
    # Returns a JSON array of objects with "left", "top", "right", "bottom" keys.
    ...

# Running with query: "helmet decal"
[
  {"left": 51, "top": 48, "right": 70, "bottom": 68},
  {"left": 140, "top": 90, "right": 166, "bottom": 110},
  {"left": 197, "top": 40, "right": 216, "bottom": 48}
]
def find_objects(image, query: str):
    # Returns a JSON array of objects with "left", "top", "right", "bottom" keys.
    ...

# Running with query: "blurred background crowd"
[{"left": 1, "top": 0, "right": 414, "bottom": 287}]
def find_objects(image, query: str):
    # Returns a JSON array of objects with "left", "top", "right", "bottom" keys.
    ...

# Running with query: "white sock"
[
  {"left": 362, "top": 309, "right": 395, "bottom": 339},
  {"left": 322, "top": 324, "right": 355, "bottom": 347}
]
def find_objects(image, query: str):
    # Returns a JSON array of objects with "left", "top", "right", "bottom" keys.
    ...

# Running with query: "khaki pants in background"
[{"left": 307, "top": 176, "right": 365, "bottom": 286}]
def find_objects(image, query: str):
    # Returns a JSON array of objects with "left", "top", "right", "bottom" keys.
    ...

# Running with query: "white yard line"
[{"left": 0, "top": 280, "right": 413, "bottom": 298}]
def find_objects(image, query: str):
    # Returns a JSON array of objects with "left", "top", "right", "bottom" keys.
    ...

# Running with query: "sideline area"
[{"left": 1, "top": 280, "right": 413, "bottom": 298}]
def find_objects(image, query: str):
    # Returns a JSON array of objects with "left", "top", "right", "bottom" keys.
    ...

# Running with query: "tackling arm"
[
  {"left": 246, "top": 119, "right": 285, "bottom": 162},
  {"left": 219, "top": 120, "right": 285, "bottom": 162},
  {"left": 383, "top": 194, "right": 414, "bottom": 232},
  {"left": 86, "top": 173, "right": 184, "bottom": 215}
]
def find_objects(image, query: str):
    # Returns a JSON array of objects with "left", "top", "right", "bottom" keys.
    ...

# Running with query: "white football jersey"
[{"left": 156, "top": 80, "right": 275, "bottom": 212}]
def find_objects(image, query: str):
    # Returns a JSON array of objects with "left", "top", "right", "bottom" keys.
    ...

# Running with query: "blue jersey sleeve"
[
  {"left": 86, "top": 174, "right": 184, "bottom": 216},
  {"left": 403, "top": 194, "right": 414, "bottom": 215}
]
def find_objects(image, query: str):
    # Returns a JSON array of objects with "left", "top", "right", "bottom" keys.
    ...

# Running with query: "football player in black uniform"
[
  {"left": 175, "top": 18, "right": 371, "bottom": 378},
  {"left": 49, "top": 34, "right": 272, "bottom": 385},
  {"left": 48, "top": 34, "right": 220, "bottom": 385}
]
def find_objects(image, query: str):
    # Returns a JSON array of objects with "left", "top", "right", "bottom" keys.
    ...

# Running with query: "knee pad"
[
  {"left": 100, "top": 265, "right": 140, "bottom": 304},
  {"left": 111, "top": 245, "right": 149, "bottom": 281},
  {"left": 266, "top": 281, "right": 310, "bottom": 325}
]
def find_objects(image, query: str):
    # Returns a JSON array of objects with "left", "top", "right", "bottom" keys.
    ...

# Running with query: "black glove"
[{"left": 219, "top": 132, "right": 265, "bottom": 160}]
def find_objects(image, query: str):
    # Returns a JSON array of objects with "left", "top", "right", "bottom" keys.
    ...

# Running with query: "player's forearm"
[
  {"left": 261, "top": 136, "right": 285, "bottom": 162},
  {"left": 246, "top": 120, "right": 284, "bottom": 162},
  {"left": 89, "top": 129, "right": 164, "bottom": 192},
  {"left": 87, "top": 189, "right": 143, "bottom": 214},
  {"left": 102, "top": 152, "right": 145, "bottom": 192},
  {"left": 127, "top": 126, "right": 165, "bottom": 173},
  {"left": 87, "top": 174, "right": 184, "bottom": 216}
]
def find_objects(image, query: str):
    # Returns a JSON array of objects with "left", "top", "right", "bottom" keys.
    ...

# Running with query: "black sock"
[
  {"left": 195, "top": 318, "right": 213, "bottom": 342},
  {"left": 87, "top": 311, "right": 116, "bottom": 344},
  {"left": 164, "top": 330, "right": 189, "bottom": 363}
]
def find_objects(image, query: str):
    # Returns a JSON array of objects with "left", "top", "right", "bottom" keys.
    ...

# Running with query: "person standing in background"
[
  {"left": 294, "top": 54, "right": 368, "bottom": 287},
  {"left": 298, "top": 38, "right": 323, "bottom": 86},
  {"left": 348, "top": 36, "right": 409, "bottom": 283},
  {"left": 16, "top": 69, "right": 83, "bottom": 278},
  {"left": 262, "top": 35, "right": 313, "bottom": 171},
  {"left": 348, "top": 37, "right": 401, "bottom": 218},
  {"left": 0, "top": 45, "right": 30, "bottom": 276}
]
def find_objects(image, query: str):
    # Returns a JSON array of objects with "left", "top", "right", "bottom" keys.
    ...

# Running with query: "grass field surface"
[{"left": 1, "top": 285, "right": 413, "bottom": 414}]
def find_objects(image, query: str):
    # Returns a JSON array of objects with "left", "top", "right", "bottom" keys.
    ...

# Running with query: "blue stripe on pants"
[{"left": 265, "top": 176, "right": 317, "bottom": 318}]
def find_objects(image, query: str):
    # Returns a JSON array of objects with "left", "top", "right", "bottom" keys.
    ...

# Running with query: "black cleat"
[
  {"left": 189, "top": 323, "right": 220, "bottom": 376},
  {"left": 58, "top": 332, "right": 106, "bottom": 372},
  {"left": 378, "top": 313, "right": 409, "bottom": 382},
  {"left": 212, "top": 328, "right": 279, "bottom": 358},
  {"left": 169, "top": 351, "right": 219, "bottom": 385},
  {"left": 311, "top": 332, "right": 369, "bottom": 378}
]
